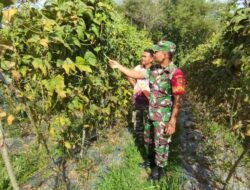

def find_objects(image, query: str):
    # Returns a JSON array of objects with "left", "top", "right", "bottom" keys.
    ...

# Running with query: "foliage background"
[
  {"left": 0, "top": 0, "right": 151, "bottom": 188},
  {"left": 0, "top": 0, "right": 250, "bottom": 189}
]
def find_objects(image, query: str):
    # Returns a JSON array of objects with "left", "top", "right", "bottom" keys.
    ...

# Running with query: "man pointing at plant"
[{"left": 108, "top": 41, "right": 185, "bottom": 180}]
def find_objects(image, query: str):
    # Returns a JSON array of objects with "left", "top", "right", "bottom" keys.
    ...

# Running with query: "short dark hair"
[{"left": 144, "top": 48, "right": 154, "bottom": 57}]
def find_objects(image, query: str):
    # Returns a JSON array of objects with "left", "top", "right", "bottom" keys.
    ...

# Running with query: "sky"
[{"left": 13, "top": 0, "right": 247, "bottom": 9}]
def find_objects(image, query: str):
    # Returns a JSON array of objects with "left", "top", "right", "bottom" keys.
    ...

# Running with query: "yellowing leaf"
[
  {"left": 8, "top": 61, "right": 16, "bottom": 68},
  {"left": 212, "top": 59, "right": 223, "bottom": 66},
  {"left": 42, "top": 18, "right": 56, "bottom": 32},
  {"left": 2, "top": 8, "right": 17, "bottom": 24},
  {"left": 16, "top": 91, "right": 24, "bottom": 98},
  {"left": 54, "top": 75, "right": 65, "bottom": 88},
  {"left": 42, "top": 75, "right": 66, "bottom": 98},
  {"left": 7, "top": 115, "right": 15, "bottom": 125},
  {"left": 232, "top": 124, "right": 240, "bottom": 130},
  {"left": 64, "top": 141, "right": 71, "bottom": 149},
  {"left": 49, "top": 126, "right": 55, "bottom": 138},
  {"left": 62, "top": 58, "right": 76, "bottom": 75},
  {"left": 58, "top": 90, "right": 66, "bottom": 99},
  {"left": 59, "top": 117, "right": 66, "bottom": 126},
  {"left": 40, "top": 38, "right": 49, "bottom": 49},
  {"left": 14, "top": 105, "right": 24, "bottom": 113},
  {"left": 32, "top": 58, "right": 47, "bottom": 76},
  {"left": 27, "top": 93, "right": 35, "bottom": 100},
  {"left": 70, "top": 15, "right": 78, "bottom": 21},
  {"left": 11, "top": 70, "right": 21, "bottom": 81},
  {"left": 245, "top": 127, "right": 250, "bottom": 136},
  {"left": 0, "top": 112, "right": 7, "bottom": 118}
]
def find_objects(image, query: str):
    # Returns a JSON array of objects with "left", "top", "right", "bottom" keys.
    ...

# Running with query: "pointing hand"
[{"left": 108, "top": 59, "right": 120, "bottom": 69}]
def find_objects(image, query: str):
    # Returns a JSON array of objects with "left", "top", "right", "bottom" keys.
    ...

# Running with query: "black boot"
[
  {"left": 150, "top": 166, "right": 160, "bottom": 180},
  {"left": 150, "top": 166, "right": 164, "bottom": 181},
  {"left": 139, "top": 154, "right": 156, "bottom": 168}
]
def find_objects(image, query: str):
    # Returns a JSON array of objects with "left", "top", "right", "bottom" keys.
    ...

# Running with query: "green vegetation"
[
  {"left": 182, "top": 6, "right": 250, "bottom": 138},
  {"left": 118, "top": 0, "right": 225, "bottom": 54},
  {"left": 0, "top": 143, "right": 48, "bottom": 189},
  {"left": 0, "top": 0, "right": 150, "bottom": 158},
  {"left": 98, "top": 129, "right": 183, "bottom": 190},
  {"left": 0, "top": 0, "right": 150, "bottom": 188},
  {"left": 0, "top": 0, "right": 249, "bottom": 189}
]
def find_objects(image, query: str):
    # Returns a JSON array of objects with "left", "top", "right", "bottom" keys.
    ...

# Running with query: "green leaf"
[
  {"left": 97, "top": 2, "right": 112, "bottom": 10},
  {"left": 83, "top": 9, "right": 93, "bottom": 20},
  {"left": 56, "top": 59, "right": 64, "bottom": 67},
  {"left": 20, "top": 66, "right": 28, "bottom": 77},
  {"left": 77, "top": 65, "right": 92, "bottom": 72},
  {"left": 89, "top": 104, "right": 98, "bottom": 115},
  {"left": 32, "top": 58, "right": 47, "bottom": 76},
  {"left": 22, "top": 55, "right": 33, "bottom": 65},
  {"left": 42, "top": 79, "right": 56, "bottom": 95},
  {"left": 0, "top": 60, "right": 10, "bottom": 70},
  {"left": 42, "top": 75, "right": 66, "bottom": 98},
  {"left": 91, "top": 24, "right": 99, "bottom": 37},
  {"left": 76, "top": 25, "right": 86, "bottom": 40},
  {"left": 94, "top": 47, "right": 101, "bottom": 53},
  {"left": 67, "top": 97, "right": 83, "bottom": 111},
  {"left": 75, "top": 56, "right": 92, "bottom": 72},
  {"left": 84, "top": 51, "right": 97, "bottom": 66},
  {"left": 27, "top": 35, "right": 40, "bottom": 43},
  {"left": 52, "top": 34, "right": 72, "bottom": 52},
  {"left": 72, "top": 37, "right": 81, "bottom": 47},
  {"left": 75, "top": 56, "right": 84, "bottom": 65}
]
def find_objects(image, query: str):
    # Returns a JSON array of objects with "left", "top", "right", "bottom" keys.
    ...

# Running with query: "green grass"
[
  {"left": 0, "top": 143, "right": 48, "bottom": 190},
  {"left": 98, "top": 134, "right": 183, "bottom": 190}
]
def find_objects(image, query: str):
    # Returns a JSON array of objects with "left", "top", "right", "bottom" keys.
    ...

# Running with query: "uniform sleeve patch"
[{"left": 171, "top": 69, "right": 186, "bottom": 95}]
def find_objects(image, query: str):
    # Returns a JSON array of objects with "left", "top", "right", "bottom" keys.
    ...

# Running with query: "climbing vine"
[
  {"left": 182, "top": 7, "right": 250, "bottom": 137},
  {"left": 0, "top": 0, "right": 150, "bottom": 162}
]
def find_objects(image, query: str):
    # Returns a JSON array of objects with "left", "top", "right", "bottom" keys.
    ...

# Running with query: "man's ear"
[{"left": 165, "top": 52, "right": 171, "bottom": 59}]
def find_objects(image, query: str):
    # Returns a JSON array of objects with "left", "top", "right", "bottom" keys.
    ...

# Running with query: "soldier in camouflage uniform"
[{"left": 108, "top": 40, "right": 185, "bottom": 180}]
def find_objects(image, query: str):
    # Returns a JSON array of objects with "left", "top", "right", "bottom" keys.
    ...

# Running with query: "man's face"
[
  {"left": 153, "top": 51, "right": 166, "bottom": 63},
  {"left": 141, "top": 51, "right": 153, "bottom": 66}
]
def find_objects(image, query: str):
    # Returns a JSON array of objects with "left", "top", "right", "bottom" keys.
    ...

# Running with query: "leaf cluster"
[
  {"left": 0, "top": 0, "right": 151, "bottom": 162},
  {"left": 182, "top": 6, "right": 250, "bottom": 138}
]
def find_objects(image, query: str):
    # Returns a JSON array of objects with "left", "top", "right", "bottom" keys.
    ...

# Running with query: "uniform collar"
[{"left": 162, "top": 62, "right": 176, "bottom": 72}]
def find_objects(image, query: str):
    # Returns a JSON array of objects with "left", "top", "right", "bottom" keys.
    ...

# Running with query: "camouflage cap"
[{"left": 152, "top": 41, "right": 176, "bottom": 54}]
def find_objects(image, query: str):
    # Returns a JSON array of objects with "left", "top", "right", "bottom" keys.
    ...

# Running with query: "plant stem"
[
  {"left": 0, "top": 120, "right": 19, "bottom": 190},
  {"left": 223, "top": 147, "right": 250, "bottom": 190}
]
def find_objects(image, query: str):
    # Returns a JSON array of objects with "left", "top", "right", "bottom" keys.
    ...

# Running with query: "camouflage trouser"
[
  {"left": 144, "top": 120, "right": 171, "bottom": 167},
  {"left": 132, "top": 106, "right": 148, "bottom": 146}
]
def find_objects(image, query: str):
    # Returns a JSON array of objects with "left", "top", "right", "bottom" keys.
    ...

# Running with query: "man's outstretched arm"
[{"left": 108, "top": 59, "right": 145, "bottom": 79}]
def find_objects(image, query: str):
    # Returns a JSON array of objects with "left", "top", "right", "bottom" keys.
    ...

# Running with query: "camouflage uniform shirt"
[{"left": 144, "top": 62, "right": 185, "bottom": 122}]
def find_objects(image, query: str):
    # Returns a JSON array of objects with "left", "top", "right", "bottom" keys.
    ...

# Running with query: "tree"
[
  {"left": 118, "top": 0, "right": 168, "bottom": 40},
  {"left": 117, "top": 0, "right": 225, "bottom": 54}
]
